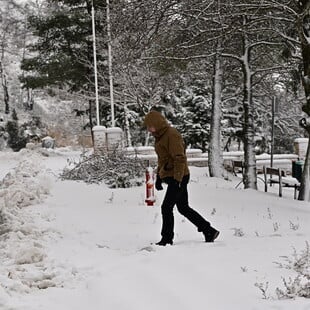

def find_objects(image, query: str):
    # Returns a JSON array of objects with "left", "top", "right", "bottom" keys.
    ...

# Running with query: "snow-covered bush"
[
  {"left": 275, "top": 242, "right": 310, "bottom": 299},
  {"left": 5, "top": 119, "right": 27, "bottom": 152},
  {"left": 60, "top": 151, "right": 146, "bottom": 188},
  {"left": 22, "top": 116, "right": 47, "bottom": 143},
  {"left": 4, "top": 112, "right": 47, "bottom": 152},
  {"left": 232, "top": 227, "right": 245, "bottom": 237},
  {"left": 255, "top": 243, "right": 310, "bottom": 300}
]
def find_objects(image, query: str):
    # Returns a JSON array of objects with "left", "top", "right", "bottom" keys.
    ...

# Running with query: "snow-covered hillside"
[{"left": 0, "top": 148, "right": 309, "bottom": 310}]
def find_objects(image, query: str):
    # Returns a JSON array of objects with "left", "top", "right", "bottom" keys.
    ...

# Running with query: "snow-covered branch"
[
  {"left": 142, "top": 53, "right": 216, "bottom": 61},
  {"left": 220, "top": 53, "right": 242, "bottom": 62},
  {"left": 253, "top": 65, "right": 287, "bottom": 76}
]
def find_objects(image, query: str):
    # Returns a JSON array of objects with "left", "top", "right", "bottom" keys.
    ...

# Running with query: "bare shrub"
[{"left": 60, "top": 151, "right": 146, "bottom": 188}]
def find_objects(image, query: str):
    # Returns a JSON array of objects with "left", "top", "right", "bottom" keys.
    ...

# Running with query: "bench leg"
[
  {"left": 263, "top": 168, "right": 267, "bottom": 192},
  {"left": 235, "top": 180, "right": 243, "bottom": 189}
]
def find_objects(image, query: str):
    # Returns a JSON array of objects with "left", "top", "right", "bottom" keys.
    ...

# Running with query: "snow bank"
[
  {"left": 0, "top": 155, "right": 50, "bottom": 209},
  {"left": 0, "top": 149, "right": 69, "bottom": 296}
]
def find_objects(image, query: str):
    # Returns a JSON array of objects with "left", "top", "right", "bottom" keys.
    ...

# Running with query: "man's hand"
[{"left": 155, "top": 175, "right": 163, "bottom": 191}]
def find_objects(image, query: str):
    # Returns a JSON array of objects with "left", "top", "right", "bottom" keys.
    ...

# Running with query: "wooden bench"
[
  {"left": 232, "top": 160, "right": 245, "bottom": 188},
  {"left": 232, "top": 160, "right": 265, "bottom": 188},
  {"left": 263, "top": 166, "right": 300, "bottom": 199}
]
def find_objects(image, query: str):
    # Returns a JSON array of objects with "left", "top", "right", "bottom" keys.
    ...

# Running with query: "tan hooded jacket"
[{"left": 143, "top": 110, "right": 189, "bottom": 182}]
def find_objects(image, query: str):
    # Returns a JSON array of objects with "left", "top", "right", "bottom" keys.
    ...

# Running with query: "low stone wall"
[
  {"left": 224, "top": 153, "right": 299, "bottom": 174},
  {"left": 124, "top": 147, "right": 208, "bottom": 167},
  {"left": 125, "top": 146, "right": 300, "bottom": 172}
]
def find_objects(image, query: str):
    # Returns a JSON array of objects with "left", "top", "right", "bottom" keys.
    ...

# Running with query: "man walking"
[{"left": 143, "top": 110, "right": 219, "bottom": 246}]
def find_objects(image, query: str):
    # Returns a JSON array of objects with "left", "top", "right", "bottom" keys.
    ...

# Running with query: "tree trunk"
[
  {"left": 297, "top": 3, "right": 310, "bottom": 200},
  {"left": 0, "top": 61, "right": 9, "bottom": 114},
  {"left": 3, "top": 75, "right": 9, "bottom": 114},
  {"left": 241, "top": 33, "right": 257, "bottom": 190},
  {"left": 89, "top": 99, "right": 94, "bottom": 144},
  {"left": 124, "top": 104, "right": 132, "bottom": 147},
  {"left": 209, "top": 46, "right": 223, "bottom": 177},
  {"left": 242, "top": 71, "right": 257, "bottom": 190},
  {"left": 298, "top": 140, "right": 310, "bottom": 200}
]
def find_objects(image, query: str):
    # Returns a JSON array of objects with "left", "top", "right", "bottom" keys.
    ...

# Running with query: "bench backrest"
[
  {"left": 265, "top": 167, "right": 286, "bottom": 177},
  {"left": 232, "top": 160, "right": 244, "bottom": 175},
  {"left": 233, "top": 160, "right": 244, "bottom": 168}
]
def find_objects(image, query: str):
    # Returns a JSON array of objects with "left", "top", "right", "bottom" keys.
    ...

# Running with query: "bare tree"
[
  {"left": 138, "top": 1, "right": 288, "bottom": 188},
  {"left": 0, "top": 0, "right": 21, "bottom": 114},
  {"left": 294, "top": 1, "right": 310, "bottom": 200},
  {"left": 261, "top": 0, "right": 310, "bottom": 199},
  {"left": 209, "top": 42, "right": 224, "bottom": 177}
]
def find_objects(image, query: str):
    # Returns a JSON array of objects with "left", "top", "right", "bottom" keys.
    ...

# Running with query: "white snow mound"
[{"left": 0, "top": 150, "right": 61, "bottom": 295}]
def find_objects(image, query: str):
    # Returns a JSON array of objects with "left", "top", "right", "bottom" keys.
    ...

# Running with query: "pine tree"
[
  {"left": 20, "top": 0, "right": 108, "bottom": 110},
  {"left": 5, "top": 109, "right": 27, "bottom": 152},
  {"left": 162, "top": 79, "right": 212, "bottom": 152}
]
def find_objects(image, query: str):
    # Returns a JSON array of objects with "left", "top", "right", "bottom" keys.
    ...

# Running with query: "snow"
[
  {"left": 294, "top": 138, "right": 308, "bottom": 143},
  {"left": 0, "top": 148, "right": 310, "bottom": 310}
]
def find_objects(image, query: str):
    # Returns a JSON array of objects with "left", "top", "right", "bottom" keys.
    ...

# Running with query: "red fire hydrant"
[{"left": 145, "top": 165, "right": 155, "bottom": 206}]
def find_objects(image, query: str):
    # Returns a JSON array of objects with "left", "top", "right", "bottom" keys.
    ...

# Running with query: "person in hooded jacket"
[{"left": 143, "top": 110, "right": 219, "bottom": 246}]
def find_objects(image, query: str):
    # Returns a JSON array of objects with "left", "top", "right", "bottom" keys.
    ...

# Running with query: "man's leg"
[
  {"left": 176, "top": 175, "right": 219, "bottom": 241},
  {"left": 176, "top": 185, "right": 211, "bottom": 232},
  {"left": 158, "top": 181, "right": 179, "bottom": 244}
]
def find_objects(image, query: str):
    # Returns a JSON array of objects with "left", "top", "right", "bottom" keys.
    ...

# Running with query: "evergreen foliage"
[
  {"left": 20, "top": 0, "right": 107, "bottom": 94},
  {"left": 5, "top": 110, "right": 27, "bottom": 152},
  {"left": 11, "top": 109, "right": 18, "bottom": 121},
  {"left": 165, "top": 80, "right": 212, "bottom": 152}
]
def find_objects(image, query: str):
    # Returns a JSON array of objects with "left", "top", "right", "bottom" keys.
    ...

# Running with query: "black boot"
[
  {"left": 155, "top": 238, "right": 173, "bottom": 246},
  {"left": 203, "top": 227, "right": 220, "bottom": 242}
]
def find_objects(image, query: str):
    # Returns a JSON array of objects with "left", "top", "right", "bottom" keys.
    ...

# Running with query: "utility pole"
[
  {"left": 106, "top": 0, "right": 115, "bottom": 127},
  {"left": 270, "top": 96, "right": 276, "bottom": 167},
  {"left": 91, "top": 0, "right": 100, "bottom": 125}
]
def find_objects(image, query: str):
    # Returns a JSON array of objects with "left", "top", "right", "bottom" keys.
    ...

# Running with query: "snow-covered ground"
[{"left": 0, "top": 148, "right": 309, "bottom": 310}]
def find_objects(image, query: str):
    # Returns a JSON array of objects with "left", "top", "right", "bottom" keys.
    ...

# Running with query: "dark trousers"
[{"left": 161, "top": 175, "right": 210, "bottom": 241}]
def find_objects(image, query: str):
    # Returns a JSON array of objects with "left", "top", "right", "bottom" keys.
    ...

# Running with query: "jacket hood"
[{"left": 143, "top": 111, "right": 169, "bottom": 135}]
